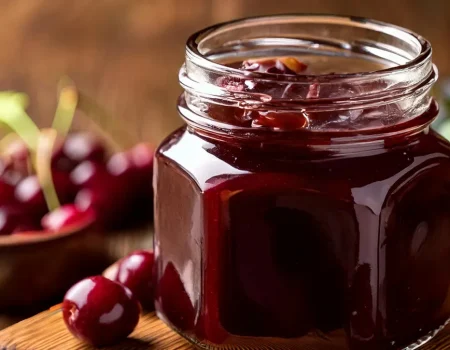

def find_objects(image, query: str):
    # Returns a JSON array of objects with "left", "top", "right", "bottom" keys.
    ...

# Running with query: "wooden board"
[
  {"left": 1, "top": 307, "right": 450, "bottom": 350},
  {"left": 0, "top": 309, "right": 194, "bottom": 350}
]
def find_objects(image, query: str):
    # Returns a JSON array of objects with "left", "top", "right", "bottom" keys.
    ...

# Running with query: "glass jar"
[{"left": 154, "top": 15, "right": 450, "bottom": 350}]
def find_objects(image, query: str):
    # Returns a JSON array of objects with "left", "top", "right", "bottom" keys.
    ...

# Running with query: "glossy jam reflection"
[{"left": 154, "top": 112, "right": 450, "bottom": 349}]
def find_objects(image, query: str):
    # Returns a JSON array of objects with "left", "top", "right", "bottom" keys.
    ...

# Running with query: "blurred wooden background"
[{"left": 0, "top": 0, "right": 448, "bottom": 146}]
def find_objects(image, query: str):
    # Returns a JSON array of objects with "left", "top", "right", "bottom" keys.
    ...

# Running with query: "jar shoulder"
[{"left": 156, "top": 127, "right": 450, "bottom": 192}]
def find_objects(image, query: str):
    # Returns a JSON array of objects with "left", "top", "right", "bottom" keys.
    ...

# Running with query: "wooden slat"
[{"left": 2, "top": 307, "right": 450, "bottom": 349}]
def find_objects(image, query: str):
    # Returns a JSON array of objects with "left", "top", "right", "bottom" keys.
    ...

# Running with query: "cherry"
[
  {"left": 129, "top": 144, "right": 154, "bottom": 200},
  {"left": 51, "top": 145, "right": 78, "bottom": 172},
  {"left": 106, "top": 151, "right": 152, "bottom": 225},
  {"left": 74, "top": 177, "right": 131, "bottom": 230},
  {"left": 15, "top": 173, "right": 77, "bottom": 215},
  {"left": 107, "top": 151, "right": 136, "bottom": 179},
  {"left": 129, "top": 143, "right": 154, "bottom": 174},
  {"left": 0, "top": 205, "right": 41, "bottom": 235},
  {"left": 62, "top": 133, "right": 105, "bottom": 163},
  {"left": 73, "top": 146, "right": 155, "bottom": 230},
  {"left": 62, "top": 276, "right": 140, "bottom": 347},
  {"left": 15, "top": 175, "right": 46, "bottom": 214},
  {"left": 0, "top": 180, "right": 15, "bottom": 205},
  {"left": 70, "top": 160, "right": 108, "bottom": 188},
  {"left": 41, "top": 204, "right": 96, "bottom": 232},
  {"left": 113, "top": 250, "right": 155, "bottom": 310}
]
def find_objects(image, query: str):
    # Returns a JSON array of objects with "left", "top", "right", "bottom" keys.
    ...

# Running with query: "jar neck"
[
  {"left": 178, "top": 15, "right": 438, "bottom": 146},
  {"left": 180, "top": 96, "right": 438, "bottom": 152}
]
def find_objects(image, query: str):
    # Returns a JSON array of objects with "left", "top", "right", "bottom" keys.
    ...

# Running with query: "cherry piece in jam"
[
  {"left": 212, "top": 57, "right": 309, "bottom": 130},
  {"left": 252, "top": 111, "right": 309, "bottom": 131},
  {"left": 114, "top": 250, "right": 155, "bottom": 310},
  {"left": 242, "top": 57, "right": 307, "bottom": 75},
  {"left": 62, "top": 276, "right": 140, "bottom": 347}
]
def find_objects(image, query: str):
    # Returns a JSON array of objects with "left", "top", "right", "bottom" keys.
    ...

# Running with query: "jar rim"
[
  {"left": 180, "top": 14, "right": 437, "bottom": 136},
  {"left": 186, "top": 14, "right": 432, "bottom": 82}
]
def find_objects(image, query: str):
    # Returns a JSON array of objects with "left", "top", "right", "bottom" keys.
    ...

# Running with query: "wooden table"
[
  {"left": 0, "top": 308, "right": 193, "bottom": 350},
  {"left": 1, "top": 307, "right": 450, "bottom": 349}
]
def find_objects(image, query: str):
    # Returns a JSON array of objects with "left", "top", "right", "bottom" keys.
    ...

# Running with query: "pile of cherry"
[
  {"left": 0, "top": 132, "right": 154, "bottom": 235},
  {"left": 63, "top": 250, "right": 154, "bottom": 347}
]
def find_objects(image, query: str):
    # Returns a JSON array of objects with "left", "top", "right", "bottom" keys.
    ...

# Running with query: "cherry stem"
[
  {"left": 52, "top": 77, "right": 78, "bottom": 137},
  {"left": 35, "top": 128, "right": 60, "bottom": 211},
  {"left": 0, "top": 92, "right": 39, "bottom": 151}
]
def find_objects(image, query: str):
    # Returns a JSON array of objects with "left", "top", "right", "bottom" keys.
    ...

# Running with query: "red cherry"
[
  {"left": 52, "top": 146, "right": 78, "bottom": 172},
  {"left": 62, "top": 276, "right": 140, "bottom": 347},
  {"left": 0, "top": 180, "right": 15, "bottom": 205},
  {"left": 129, "top": 144, "right": 154, "bottom": 197},
  {"left": 14, "top": 175, "right": 46, "bottom": 214},
  {"left": 63, "top": 133, "right": 105, "bottom": 163},
  {"left": 41, "top": 204, "right": 95, "bottom": 232},
  {"left": 108, "top": 150, "right": 150, "bottom": 194},
  {"left": 129, "top": 143, "right": 154, "bottom": 172},
  {"left": 114, "top": 251, "right": 155, "bottom": 310},
  {"left": 70, "top": 160, "right": 108, "bottom": 188},
  {"left": 0, "top": 205, "right": 41, "bottom": 235},
  {"left": 74, "top": 177, "right": 131, "bottom": 230},
  {"left": 72, "top": 147, "right": 154, "bottom": 230},
  {"left": 15, "top": 173, "right": 77, "bottom": 214},
  {"left": 107, "top": 151, "right": 135, "bottom": 179}
]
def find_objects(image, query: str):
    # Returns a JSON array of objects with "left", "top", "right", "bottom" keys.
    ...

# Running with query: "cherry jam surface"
[{"left": 154, "top": 58, "right": 450, "bottom": 349}]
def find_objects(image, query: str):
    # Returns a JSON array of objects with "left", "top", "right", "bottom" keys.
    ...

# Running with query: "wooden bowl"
[{"left": 0, "top": 223, "right": 114, "bottom": 310}]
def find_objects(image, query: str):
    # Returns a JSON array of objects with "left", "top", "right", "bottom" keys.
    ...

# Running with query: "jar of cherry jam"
[{"left": 154, "top": 15, "right": 450, "bottom": 350}]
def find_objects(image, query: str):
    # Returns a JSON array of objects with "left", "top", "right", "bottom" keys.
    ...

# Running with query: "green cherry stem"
[
  {"left": 52, "top": 82, "right": 78, "bottom": 137},
  {"left": 36, "top": 128, "right": 60, "bottom": 211},
  {"left": 0, "top": 92, "right": 39, "bottom": 152}
]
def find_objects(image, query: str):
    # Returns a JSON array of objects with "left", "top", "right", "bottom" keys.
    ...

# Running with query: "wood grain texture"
[
  {"left": 2, "top": 308, "right": 450, "bottom": 349},
  {"left": 0, "top": 309, "right": 194, "bottom": 350}
]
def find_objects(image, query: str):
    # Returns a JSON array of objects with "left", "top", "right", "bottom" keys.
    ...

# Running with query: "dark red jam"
[{"left": 154, "top": 16, "right": 449, "bottom": 350}]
